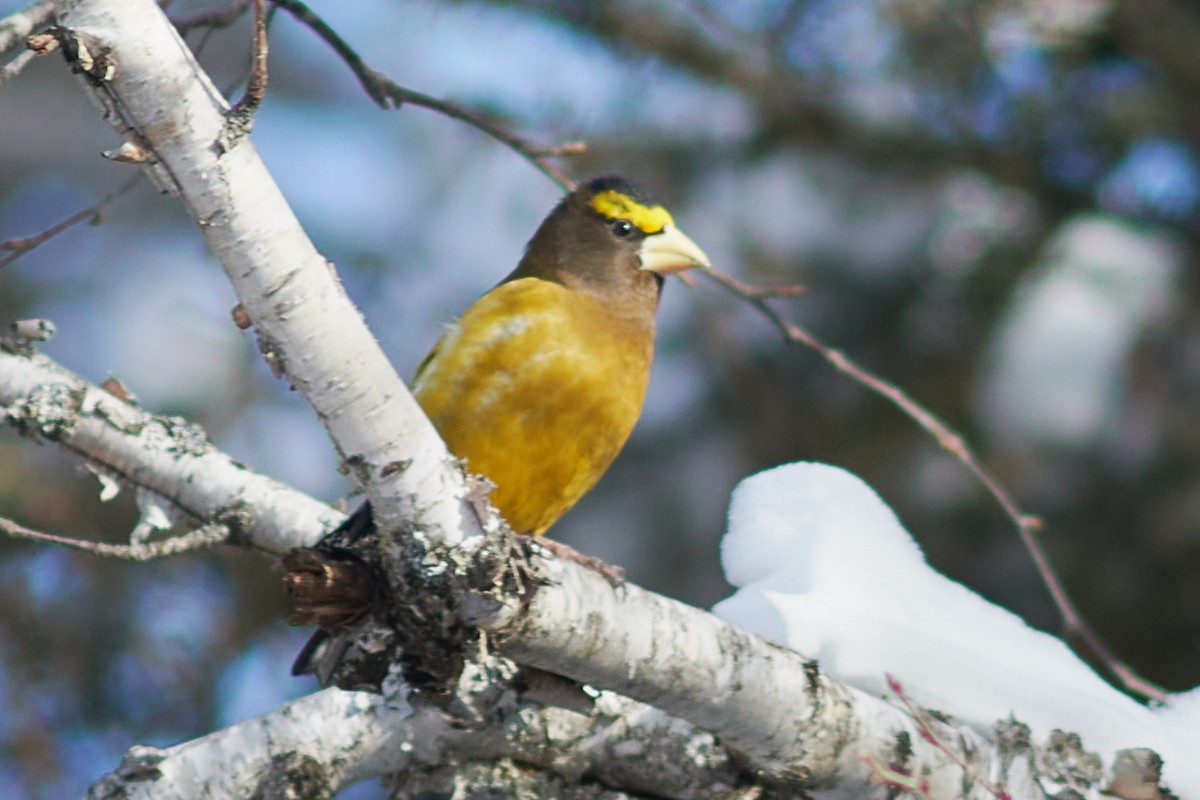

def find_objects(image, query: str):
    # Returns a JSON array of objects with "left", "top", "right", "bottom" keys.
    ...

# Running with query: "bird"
[
  {"left": 411, "top": 174, "right": 710, "bottom": 535},
  {"left": 288, "top": 175, "right": 709, "bottom": 677}
]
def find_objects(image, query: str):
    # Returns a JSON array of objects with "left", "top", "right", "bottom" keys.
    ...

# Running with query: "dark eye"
[{"left": 610, "top": 219, "right": 635, "bottom": 238}]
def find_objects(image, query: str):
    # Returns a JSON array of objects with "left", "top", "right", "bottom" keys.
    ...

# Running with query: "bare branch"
[
  {"left": 0, "top": 48, "right": 35, "bottom": 85},
  {"left": 0, "top": 174, "right": 141, "bottom": 269},
  {"left": 267, "top": 0, "right": 578, "bottom": 190},
  {"left": 0, "top": 516, "right": 229, "bottom": 560},
  {"left": 222, "top": 0, "right": 266, "bottom": 144},
  {"left": 698, "top": 265, "right": 1167, "bottom": 704},
  {"left": 886, "top": 674, "right": 1011, "bottom": 800}
]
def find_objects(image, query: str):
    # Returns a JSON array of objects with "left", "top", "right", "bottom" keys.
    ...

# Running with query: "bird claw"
[{"left": 530, "top": 536, "right": 626, "bottom": 586}]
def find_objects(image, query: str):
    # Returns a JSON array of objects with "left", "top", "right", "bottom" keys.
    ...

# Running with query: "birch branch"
[
  {"left": 0, "top": 339, "right": 1146, "bottom": 799},
  {"left": 0, "top": 344, "right": 337, "bottom": 553},
  {"left": 0, "top": 344, "right": 1066, "bottom": 798},
  {"left": 480, "top": 546, "right": 1033, "bottom": 797},
  {"left": 86, "top": 661, "right": 749, "bottom": 800},
  {"left": 85, "top": 687, "right": 424, "bottom": 800},
  {"left": 53, "top": 0, "right": 479, "bottom": 550}
]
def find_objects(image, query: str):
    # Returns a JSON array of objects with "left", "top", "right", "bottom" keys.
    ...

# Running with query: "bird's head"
[{"left": 516, "top": 175, "right": 711, "bottom": 307}]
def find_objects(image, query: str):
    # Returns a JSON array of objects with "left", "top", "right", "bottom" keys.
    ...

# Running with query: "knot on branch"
[
  {"left": 252, "top": 752, "right": 331, "bottom": 800},
  {"left": 6, "top": 381, "right": 84, "bottom": 440},
  {"left": 51, "top": 25, "right": 116, "bottom": 83}
]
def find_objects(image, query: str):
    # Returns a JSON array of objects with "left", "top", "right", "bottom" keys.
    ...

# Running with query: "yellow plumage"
[{"left": 412, "top": 277, "right": 654, "bottom": 535}]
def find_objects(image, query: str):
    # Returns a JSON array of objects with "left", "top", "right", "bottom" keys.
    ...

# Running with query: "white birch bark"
[
  {"left": 0, "top": 345, "right": 337, "bottom": 553},
  {"left": 83, "top": 659, "right": 752, "bottom": 800},
  {"left": 483, "top": 543, "right": 1028, "bottom": 796},
  {"left": 53, "top": 0, "right": 479, "bottom": 549}
]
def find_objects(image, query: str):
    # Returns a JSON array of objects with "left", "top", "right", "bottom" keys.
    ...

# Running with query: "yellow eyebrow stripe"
[{"left": 588, "top": 190, "right": 675, "bottom": 234}]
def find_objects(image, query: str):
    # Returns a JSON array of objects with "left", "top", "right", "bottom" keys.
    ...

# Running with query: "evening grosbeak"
[{"left": 290, "top": 175, "right": 709, "bottom": 677}]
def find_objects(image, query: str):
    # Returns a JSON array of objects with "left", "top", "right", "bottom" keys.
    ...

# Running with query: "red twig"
[{"left": 881, "top": 674, "right": 1013, "bottom": 800}]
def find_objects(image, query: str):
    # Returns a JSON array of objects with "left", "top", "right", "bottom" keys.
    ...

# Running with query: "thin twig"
[
  {"left": 699, "top": 265, "right": 1167, "bottom": 704},
  {"left": 228, "top": 0, "right": 267, "bottom": 118},
  {"left": 221, "top": 0, "right": 267, "bottom": 147},
  {"left": 877, "top": 674, "right": 1012, "bottom": 800},
  {"left": 703, "top": 268, "right": 805, "bottom": 299},
  {"left": 0, "top": 516, "right": 230, "bottom": 560},
  {"left": 267, "top": 0, "right": 578, "bottom": 190},
  {"left": 0, "top": 174, "right": 142, "bottom": 269},
  {"left": 0, "top": 48, "right": 35, "bottom": 86}
]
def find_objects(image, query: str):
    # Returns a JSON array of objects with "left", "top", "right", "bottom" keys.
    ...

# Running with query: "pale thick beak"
[{"left": 638, "top": 224, "right": 711, "bottom": 275}]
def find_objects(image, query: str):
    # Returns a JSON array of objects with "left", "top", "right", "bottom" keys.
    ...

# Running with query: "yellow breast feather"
[{"left": 411, "top": 278, "right": 654, "bottom": 534}]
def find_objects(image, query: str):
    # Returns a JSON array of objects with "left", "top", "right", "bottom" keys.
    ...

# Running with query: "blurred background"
[{"left": 2, "top": 0, "right": 1199, "bottom": 796}]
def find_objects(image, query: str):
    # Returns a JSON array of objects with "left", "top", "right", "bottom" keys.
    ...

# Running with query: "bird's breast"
[{"left": 412, "top": 278, "right": 655, "bottom": 535}]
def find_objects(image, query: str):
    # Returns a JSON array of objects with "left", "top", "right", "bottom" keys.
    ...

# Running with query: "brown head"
[{"left": 510, "top": 176, "right": 710, "bottom": 318}]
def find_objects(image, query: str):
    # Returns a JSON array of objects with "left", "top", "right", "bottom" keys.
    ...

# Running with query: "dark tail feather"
[
  {"left": 289, "top": 500, "right": 377, "bottom": 679},
  {"left": 332, "top": 499, "right": 376, "bottom": 545},
  {"left": 291, "top": 629, "right": 330, "bottom": 677}
]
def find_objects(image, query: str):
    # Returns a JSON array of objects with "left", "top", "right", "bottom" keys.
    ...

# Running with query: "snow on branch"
[
  {"left": 713, "top": 462, "right": 1197, "bottom": 797},
  {"left": 481, "top": 544, "right": 1030, "bottom": 796}
]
